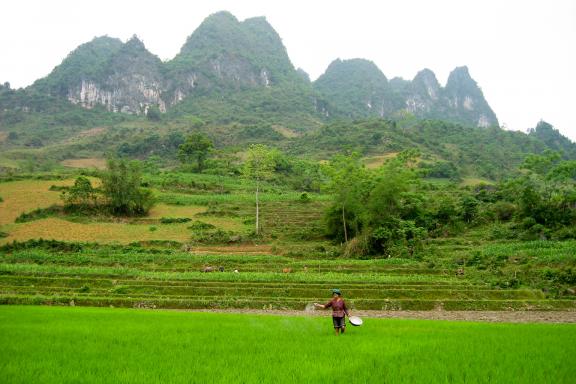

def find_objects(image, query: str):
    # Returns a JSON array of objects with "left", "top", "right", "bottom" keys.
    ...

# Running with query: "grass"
[
  {"left": 1, "top": 306, "right": 575, "bottom": 383},
  {"left": 148, "top": 203, "right": 206, "bottom": 218},
  {"left": 0, "top": 218, "right": 195, "bottom": 244},
  {"left": 0, "top": 179, "right": 72, "bottom": 225},
  {"left": 157, "top": 191, "right": 330, "bottom": 206},
  {"left": 479, "top": 240, "right": 576, "bottom": 265},
  {"left": 0, "top": 202, "right": 248, "bottom": 245},
  {"left": 0, "top": 263, "right": 459, "bottom": 284}
]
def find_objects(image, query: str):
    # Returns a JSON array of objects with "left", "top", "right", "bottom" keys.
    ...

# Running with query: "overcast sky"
[{"left": 2, "top": 0, "right": 575, "bottom": 140}]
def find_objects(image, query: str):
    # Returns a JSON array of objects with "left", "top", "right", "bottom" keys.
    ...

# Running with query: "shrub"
[
  {"left": 552, "top": 227, "right": 576, "bottom": 240},
  {"left": 160, "top": 217, "right": 191, "bottom": 224},
  {"left": 187, "top": 221, "right": 216, "bottom": 230},
  {"left": 190, "top": 229, "right": 242, "bottom": 244},
  {"left": 490, "top": 201, "right": 516, "bottom": 221},
  {"left": 15, "top": 205, "right": 62, "bottom": 223}
]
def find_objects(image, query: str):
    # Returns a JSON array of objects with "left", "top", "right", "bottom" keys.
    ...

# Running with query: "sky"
[{"left": 1, "top": 0, "right": 575, "bottom": 140}]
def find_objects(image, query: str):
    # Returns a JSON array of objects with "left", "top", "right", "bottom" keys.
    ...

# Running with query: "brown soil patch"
[
  {"left": 61, "top": 158, "right": 107, "bottom": 170},
  {"left": 363, "top": 153, "right": 399, "bottom": 169},
  {"left": 272, "top": 125, "right": 300, "bottom": 138},
  {"left": 173, "top": 309, "right": 576, "bottom": 323},
  {"left": 63, "top": 127, "right": 107, "bottom": 144},
  {"left": 0, "top": 132, "right": 8, "bottom": 143}
]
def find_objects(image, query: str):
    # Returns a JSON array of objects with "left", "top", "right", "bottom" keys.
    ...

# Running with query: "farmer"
[{"left": 314, "top": 289, "right": 351, "bottom": 335}]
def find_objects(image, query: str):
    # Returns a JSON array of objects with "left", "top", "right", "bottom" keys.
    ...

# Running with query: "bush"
[
  {"left": 188, "top": 221, "right": 216, "bottom": 230},
  {"left": 160, "top": 217, "right": 192, "bottom": 224},
  {"left": 190, "top": 229, "right": 242, "bottom": 244},
  {"left": 552, "top": 227, "right": 576, "bottom": 240},
  {"left": 490, "top": 201, "right": 516, "bottom": 221},
  {"left": 488, "top": 224, "right": 516, "bottom": 240},
  {"left": 15, "top": 205, "right": 62, "bottom": 223},
  {"left": 0, "top": 239, "right": 85, "bottom": 253}
]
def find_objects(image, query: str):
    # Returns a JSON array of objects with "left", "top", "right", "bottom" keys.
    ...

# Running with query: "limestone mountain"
[
  {"left": 26, "top": 10, "right": 498, "bottom": 128},
  {"left": 313, "top": 59, "right": 399, "bottom": 118},
  {"left": 165, "top": 11, "right": 303, "bottom": 103},
  {"left": 315, "top": 61, "right": 499, "bottom": 127},
  {"left": 443, "top": 66, "right": 498, "bottom": 127},
  {"left": 34, "top": 36, "right": 165, "bottom": 115}
]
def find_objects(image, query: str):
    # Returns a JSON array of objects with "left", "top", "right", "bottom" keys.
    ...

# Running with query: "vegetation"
[
  {"left": 100, "top": 159, "right": 154, "bottom": 216},
  {"left": 177, "top": 133, "right": 214, "bottom": 172},
  {"left": 243, "top": 144, "right": 276, "bottom": 235},
  {"left": 1, "top": 306, "right": 575, "bottom": 383},
  {"left": 1, "top": 15, "right": 575, "bottom": 382}
]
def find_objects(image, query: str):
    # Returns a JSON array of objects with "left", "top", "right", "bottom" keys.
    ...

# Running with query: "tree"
[
  {"left": 101, "top": 158, "right": 154, "bottom": 216},
  {"left": 243, "top": 144, "right": 276, "bottom": 235},
  {"left": 146, "top": 105, "right": 161, "bottom": 121},
  {"left": 61, "top": 176, "right": 98, "bottom": 211},
  {"left": 178, "top": 133, "right": 214, "bottom": 172},
  {"left": 323, "top": 152, "right": 370, "bottom": 243}
]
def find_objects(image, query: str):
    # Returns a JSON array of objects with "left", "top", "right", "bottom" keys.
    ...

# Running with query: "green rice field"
[{"left": 0, "top": 306, "right": 574, "bottom": 383}]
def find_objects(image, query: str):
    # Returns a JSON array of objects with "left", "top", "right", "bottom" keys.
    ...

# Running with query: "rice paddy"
[{"left": 0, "top": 306, "right": 574, "bottom": 384}]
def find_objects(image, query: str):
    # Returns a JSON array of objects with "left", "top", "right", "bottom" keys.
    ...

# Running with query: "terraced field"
[
  {"left": 1, "top": 242, "right": 574, "bottom": 312},
  {"left": 1, "top": 177, "right": 575, "bottom": 314}
]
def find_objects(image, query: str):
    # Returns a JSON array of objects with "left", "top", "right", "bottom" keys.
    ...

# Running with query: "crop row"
[
  {"left": 158, "top": 192, "right": 331, "bottom": 206},
  {"left": 0, "top": 242, "right": 427, "bottom": 266},
  {"left": 0, "top": 284, "right": 544, "bottom": 300},
  {"left": 2, "top": 294, "right": 574, "bottom": 311},
  {"left": 0, "top": 276, "right": 474, "bottom": 290},
  {"left": 0, "top": 263, "right": 461, "bottom": 284}
]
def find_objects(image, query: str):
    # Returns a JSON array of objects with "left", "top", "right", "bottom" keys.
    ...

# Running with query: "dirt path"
[{"left": 174, "top": 309, "right": 576, "bottom": 323}]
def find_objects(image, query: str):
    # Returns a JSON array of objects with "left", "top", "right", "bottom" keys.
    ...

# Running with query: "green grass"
[
  {"left": 479, "top": 240, "right": 576, "bottom": 265},
  {"left": 1, "top": 306, "right": 575, "bottom": 383},
  {"left": 0, "top": 263, "right": 458, "bottom": 284},
  {"left": 158, "top": 191, "right": 331, "bottom": 205}
]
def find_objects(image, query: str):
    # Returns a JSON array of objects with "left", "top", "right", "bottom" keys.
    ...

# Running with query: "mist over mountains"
[{"left": 28, "top": 11, "right": 498, "bottom": 128}]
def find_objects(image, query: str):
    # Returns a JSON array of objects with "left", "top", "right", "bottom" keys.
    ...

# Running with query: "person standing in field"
[{"left": 314, "top": 289, "right": 351, "bottom": 335}]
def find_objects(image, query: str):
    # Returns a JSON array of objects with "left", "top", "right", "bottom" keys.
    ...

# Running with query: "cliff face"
[
  {"left": 33, "top": 12, "right": 307, "bottom": 117},
  {"left": 443, "top": 66, "right": 498, "bottom": 127},
  {"left": 66, "top": 36, "right": 166, "bottom": 114},
  {"left": 29, "top": 11, "right": 499, "bottom": 127}
]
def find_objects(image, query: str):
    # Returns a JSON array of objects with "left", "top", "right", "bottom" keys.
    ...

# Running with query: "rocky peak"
[
  {"left": 401, "top": 69, "right": 443, "bottom": 115},
  {"left": 320, "top": 59, "right": 388, "bottom": 83},
  {"left": 33, "top": 36, "right": 124, "bottom": 96},
  {"left": 314, "top": 59, "right": 393, "bottom": 117},
  {"left": 412, "top": 69, "right": 441, "bottom": 100},
  {"left": 444, "top": 66, "right": 498, "bottom": 127},
  {"left": 445, "top": 66, "right": 480, "bottom": 101},
  {"left": 296, "top": 68, "right": 311, "bottom": 83},
  {"left": 178, "top": 11, "right": 241, "bottom": 57},
  {"left": 167, "top": 10, "right": 298, "bottom": 102}
]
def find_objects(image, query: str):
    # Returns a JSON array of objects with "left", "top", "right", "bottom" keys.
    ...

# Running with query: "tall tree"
[
  {"left": 101, "top": 158, "right": 154, "bottom": 216},
  {"left": 243, "top": 144, "right": 276, "bottom": 235},
  {"left": 323, "top": 152, "right": 370, "bottom": 243},
  {"left": 178, "top": 133, "right": 214, "bottom": 172}
]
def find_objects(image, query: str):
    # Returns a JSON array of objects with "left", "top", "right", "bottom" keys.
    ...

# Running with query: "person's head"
[{"left": 332, "top": 288, "right": 342, "bottom": 298}]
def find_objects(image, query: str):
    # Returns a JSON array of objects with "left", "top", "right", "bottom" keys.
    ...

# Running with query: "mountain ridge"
[{"left": 19, "top": 11, "right": 497, "bottom": 128}]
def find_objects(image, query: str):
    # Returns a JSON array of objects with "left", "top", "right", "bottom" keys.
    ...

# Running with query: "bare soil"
[{"left": 176, "top": 308, "right": 576, "bottom": 323}]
